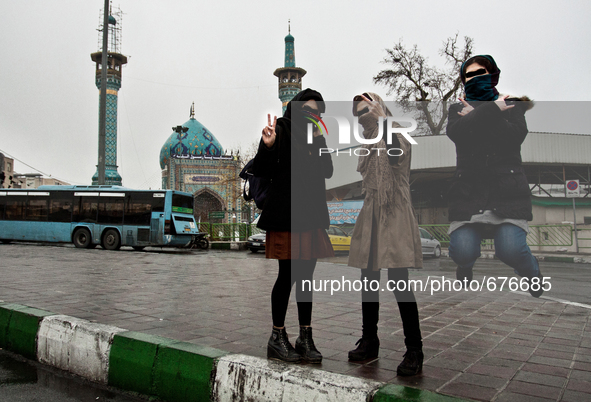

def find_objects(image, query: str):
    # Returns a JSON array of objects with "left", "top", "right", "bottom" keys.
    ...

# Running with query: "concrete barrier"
[
  {"left": 0, "top": 303, "right": 54, "bottom": 359},
  {"left": 37, "top": 315, "right": 125, "bottom": 384},
  {"left": 212, "top": 354, "right": 382, "bottom": 401}
]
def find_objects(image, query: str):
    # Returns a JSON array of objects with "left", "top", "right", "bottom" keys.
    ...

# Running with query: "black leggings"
[
  {"left": 271, "top": 259, "right": 317, "bottom": 328},
  {"left": 361, "top": 268, "right": 423, "bottom": 350}
]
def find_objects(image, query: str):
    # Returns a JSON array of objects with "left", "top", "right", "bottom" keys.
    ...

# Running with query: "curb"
[
  {"left": 210, "top": 241, "right": 248, "bottom": 251},
  {"left": 441, "top": 250, "right": 591, "bottom": 264},
  {"left": 0, "top": 302, "right": 471, "bottom": 402}
]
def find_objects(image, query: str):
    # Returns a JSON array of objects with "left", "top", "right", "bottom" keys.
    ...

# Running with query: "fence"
[
  {"left": 195, "top": 222, "right": 576, "bottom": 249},
  {"left": 419, "top": 224, "right": 573, "bottom": 249},
  {"left": 578, "top": 228, "right": 591, "bottom": 250},
  {"left": 197, "top": 223, "right": 263, "bottom": 241}
]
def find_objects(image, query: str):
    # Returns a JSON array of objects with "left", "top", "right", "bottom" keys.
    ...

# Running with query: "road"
[
  {"left": 0, "top": 349, "right": 146, "bottom": 401},
  {"left": 0, "top": 242, "right": 590, "bottom": 401}
]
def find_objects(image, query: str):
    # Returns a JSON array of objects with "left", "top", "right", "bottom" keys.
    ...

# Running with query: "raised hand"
[
  {"left": 495, "top": 94, "right": 515, "bottom": 112},
  {"left": 262, "top": 114, "right": 277, "bottom": 147},
  {"left": 457, "top": 98, "right": 474, "bottom": 117},
  {"left": 359, "top": 94, "right": 387, "bottom": 118}
]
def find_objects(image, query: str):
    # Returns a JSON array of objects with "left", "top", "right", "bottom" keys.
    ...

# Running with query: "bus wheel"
[
  {"left": 102, "top": 229, "right": 121, "bottom": 251},
  {"left": 132, "top": 246, "right": 145, "bottom": 251},
  {"left": 73, "top": 228, "right": 92, "bottom": 248}
]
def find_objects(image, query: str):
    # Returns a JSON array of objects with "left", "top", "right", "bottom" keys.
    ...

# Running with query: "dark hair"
[{"left": 461, "top": 56, "right": 497, "bottom": 82}]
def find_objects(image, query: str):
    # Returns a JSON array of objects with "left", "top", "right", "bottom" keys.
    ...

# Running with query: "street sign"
[
  {"left": 209, "top": 211, "right": 226, "bottom": 219},
  {"left": 566, "top": 180, "right": 580, "bottom": 198}
]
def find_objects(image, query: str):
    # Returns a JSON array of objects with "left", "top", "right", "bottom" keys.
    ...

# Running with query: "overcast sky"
[{"left": 1, "top": 0, "right": 590, "bottom": 189}]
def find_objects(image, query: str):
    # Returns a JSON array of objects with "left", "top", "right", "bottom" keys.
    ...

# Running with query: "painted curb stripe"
[
  {"left": 212, "top": 354, "right": 382, "bottom": 402},
  {"left": 108, "top": 331, "right": 179, "bottom": 395},
  {"left": 154, "top": 341, "right": 228, "bottom": 402},
  {"left": 0, "top": 303, "right": 472, "bottom": 402},
  {"left": 37, "top": 315, "right": 126, "bottom": 384},
  {"left": 0, "top": 303, "right": 54, "bottom": 359}
]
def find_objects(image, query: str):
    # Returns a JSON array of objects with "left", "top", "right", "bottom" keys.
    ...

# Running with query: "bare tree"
[{"left": 374, "top": 33, "right": 474, "bottom": 135}]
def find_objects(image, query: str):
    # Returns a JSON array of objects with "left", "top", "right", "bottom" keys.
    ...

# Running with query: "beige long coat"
[{"left": 348, "top": 132, "right": 423, "bottom": 271}]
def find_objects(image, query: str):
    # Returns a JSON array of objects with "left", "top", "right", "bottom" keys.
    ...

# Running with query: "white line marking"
[{"left": 512, "top": 291, "right": 591, "bottom": 309}]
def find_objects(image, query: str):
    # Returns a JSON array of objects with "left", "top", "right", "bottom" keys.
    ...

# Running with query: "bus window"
[
  {"left": 151, "top": 193, "right": 165, "bottom": 212},
  {"left": 49, "top": 193, "right": 73, "bottom": 222},
  {"left": 5, "top": 195, "right": 26, "bottom": 220},
  {"left": 98, "top": 198, "right": 124, "bottom": 224},
  {"left": 73, "top": 196, "right": 98, "bottom": 223},
  {"left": 0, "top": 194, "right": 5, "bottom": 220},
  {"left": 26, "top": 198, "right": 49, "bottom": 221},
  {"left": 172, "top": 194, "right": 194, "bottom": 214},
  {"left": 125, "top": 193, "right": 152, "bottom": 225}
]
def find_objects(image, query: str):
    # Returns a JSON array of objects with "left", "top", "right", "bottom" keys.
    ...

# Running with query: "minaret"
[
  {"left": 273, "top": 21, "right": 307, "bottom": 114},
  {"left": 91, "top": 6, "right": 127, "bottom": 185}
]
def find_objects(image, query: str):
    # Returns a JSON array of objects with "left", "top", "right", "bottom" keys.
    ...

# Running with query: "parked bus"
[{"left": 0, "top": 185, "right": 200, "bottom": 250}]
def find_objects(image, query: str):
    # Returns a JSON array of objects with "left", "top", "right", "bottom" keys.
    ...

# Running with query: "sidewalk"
[
  {"left": 440, "top": 248, "right": 591, "bottom": 264},
  {"left": 0, "top": 244, "right": 590, "bottom": 401}
]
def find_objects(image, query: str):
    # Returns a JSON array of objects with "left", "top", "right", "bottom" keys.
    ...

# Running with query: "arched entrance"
[{"left": 194, "top": 188, "right": 224, "bottom": 223}]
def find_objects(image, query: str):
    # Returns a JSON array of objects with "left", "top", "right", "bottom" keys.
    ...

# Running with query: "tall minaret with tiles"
[
  {"left": 91, "top": 7, "right": 127, "bottom": 185},
  {"left": 273, "top": 21, "right": 307, "bottom": 114}
]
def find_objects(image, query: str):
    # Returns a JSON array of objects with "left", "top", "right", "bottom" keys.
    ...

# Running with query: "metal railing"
[
  {"left": 196, "top": 222, "right": 577, "bottom": 249},
  {"left": 197, "top": 223, "right": 263, "bottom": 241},
  {"left": 418, "top": 224, "right": 574, "bottom": 248},
  {"left": 577, "top": 228, "right": 591, "bottom": 250}
]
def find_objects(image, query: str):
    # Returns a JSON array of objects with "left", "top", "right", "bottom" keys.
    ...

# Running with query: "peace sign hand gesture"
[{"left": 262, "top": 114, "right": 277, "bottom": 148}]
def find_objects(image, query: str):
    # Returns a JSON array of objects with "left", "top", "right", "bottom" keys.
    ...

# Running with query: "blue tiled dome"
[{"left": 160, "top": 117, "right": 224, "bottom": 169}]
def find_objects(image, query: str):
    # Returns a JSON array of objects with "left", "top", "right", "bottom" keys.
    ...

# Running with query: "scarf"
[
  {"left": 284, "top": 88, "right": 325, "bottom": 154},
  {"left": 355, "top": 92, "right": 396, "bottom": 218}
]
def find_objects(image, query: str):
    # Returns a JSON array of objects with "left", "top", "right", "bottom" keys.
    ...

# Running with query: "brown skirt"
[{"left": 266, "top": 229, "right": 335, "bottom": 260}]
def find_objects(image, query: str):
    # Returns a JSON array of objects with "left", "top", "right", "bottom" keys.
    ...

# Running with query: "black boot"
[
  {"left": 528, "top": 270, "right": 545, "bottom": 298},
  {"left": 456, "top": 266, "right": 473, "bottom": 289},
  {"left": 348, "top": 336, "right": 380, "bottom": 361},
  {"left": 267, "top": 327, "right": 301, "bottom": 363},
  {"left": 295, "top": 326, "right": 322, "bottom": 364},
  {"left": 397, "top": 349, "right": 423, "bottom": 376}
]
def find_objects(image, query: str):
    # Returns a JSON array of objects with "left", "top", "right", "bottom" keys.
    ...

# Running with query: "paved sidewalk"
[{"left": 0, "top": 243, "right": 590, "bottom": 401}]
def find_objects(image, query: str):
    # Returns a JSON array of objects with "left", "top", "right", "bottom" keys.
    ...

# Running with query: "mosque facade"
[
  {"left": 159, "top": 27, "right": 305, "bottom": 224},
  {"left": 160, "top": 104, "right": 243, "bottom": 224}
]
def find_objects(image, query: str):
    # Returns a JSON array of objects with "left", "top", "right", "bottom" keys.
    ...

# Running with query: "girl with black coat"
[
  {"left": 253, "top": 89, "right": 334, "bottom": 363},
  {"left": 446, "top": 55, "right": 544, "bottom": 298}
]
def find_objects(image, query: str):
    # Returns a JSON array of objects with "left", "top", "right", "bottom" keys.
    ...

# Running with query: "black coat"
[
  {"left": 446, "top": 98, "right": 534, "bottom": 221},
  {"left": 253, "top": 118, "right": 333, "bottom": 232}
]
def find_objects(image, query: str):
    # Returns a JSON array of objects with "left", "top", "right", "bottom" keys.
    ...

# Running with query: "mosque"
[{"left": 159, "top": 28, "right": 305, "bottom": 224}]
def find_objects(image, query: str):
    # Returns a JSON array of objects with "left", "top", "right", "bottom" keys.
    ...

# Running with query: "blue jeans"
[{"left": 449, "top": 223, "right": 540, "bottom": 278}]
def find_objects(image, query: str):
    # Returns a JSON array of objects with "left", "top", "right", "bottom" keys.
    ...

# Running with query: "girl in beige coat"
[{"left": 347, "top": 93, "right": 423, "bottom": 376}]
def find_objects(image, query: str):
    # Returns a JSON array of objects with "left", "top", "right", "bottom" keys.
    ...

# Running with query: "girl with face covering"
[
  {"left": 347, "top": 92, "right": 424, "bottom": 376},
  {"left": 253, "top": 89, "right": 334, "bottom": 364},
  {"left": 446, "top": 55, "right": 543, "bottom": 298}
]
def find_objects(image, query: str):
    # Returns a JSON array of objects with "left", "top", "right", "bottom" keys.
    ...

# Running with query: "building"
[
  {"left": 160, "top": 104, "right": 244, "bottom": 223},
  {"left": 90, "top": 7, "right": 127, "bottom": 185},
  {"left": 326, "top": 131, "right": 591, "bottom": 251},
  {"left": 12, "top": 174, "right": 69, "bottom": 189},
  {"left": 273, "top": 23, "right": 306, "bottom": 114},
  {"left": 0, "top": 154, "right": 16, "bottom": 188}
]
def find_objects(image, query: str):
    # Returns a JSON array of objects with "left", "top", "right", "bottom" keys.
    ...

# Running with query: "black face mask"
[{"left": 357, "top": 107, "right": 369, "bottom": 117}]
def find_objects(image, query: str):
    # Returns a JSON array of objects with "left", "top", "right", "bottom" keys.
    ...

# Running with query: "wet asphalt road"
[
  {"left": 0, "top": 349, "right": 147, "bottom": 402},
  {"left": 0, "top": 242, "right": 590, "bottom": 401}
]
